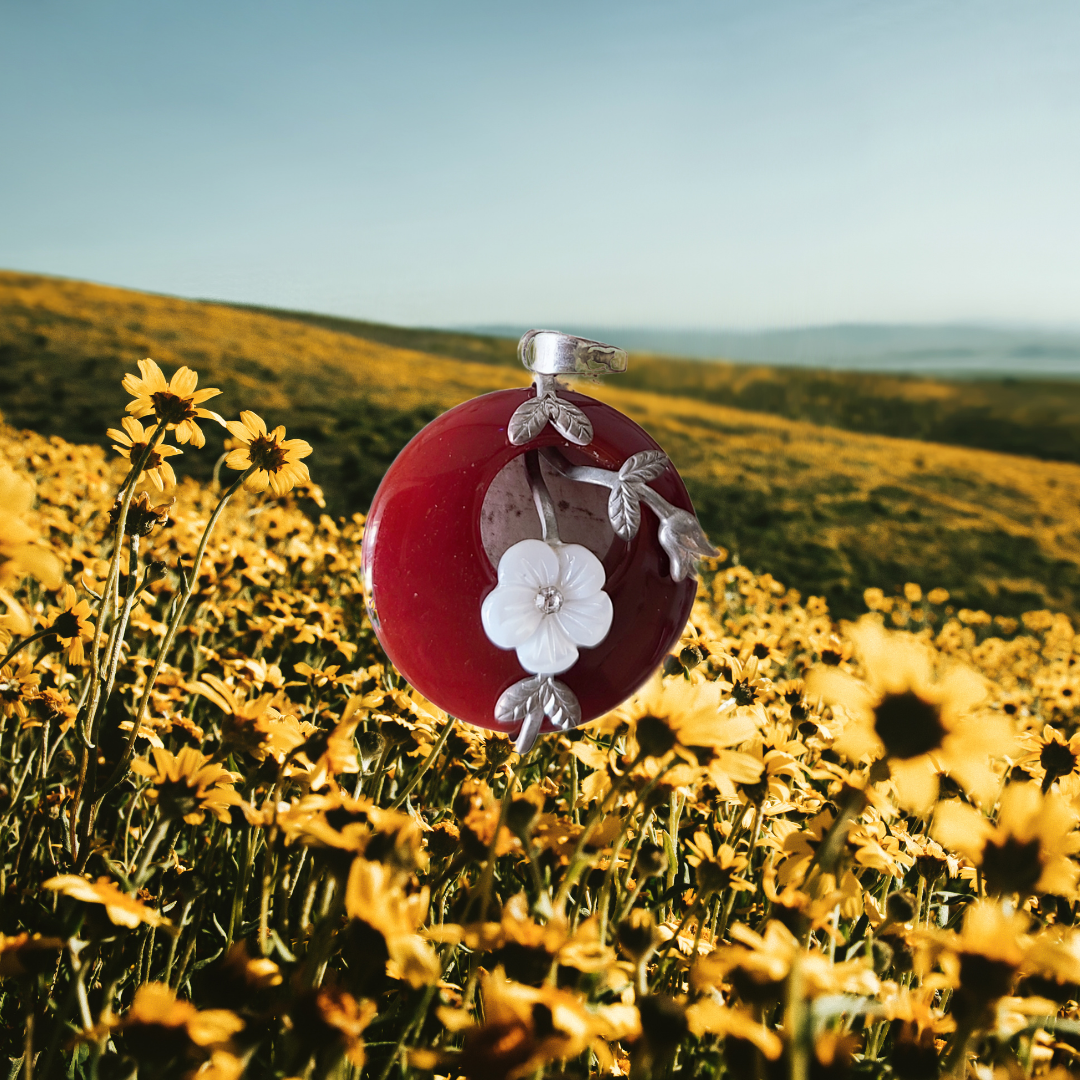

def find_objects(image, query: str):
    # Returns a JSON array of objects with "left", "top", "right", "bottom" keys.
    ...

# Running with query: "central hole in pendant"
[{"left": 535, "top": 586, "right": 563, "bottom": 614}]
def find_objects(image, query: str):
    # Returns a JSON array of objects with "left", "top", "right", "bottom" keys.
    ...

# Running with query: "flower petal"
[
  {"left": 497, "top": 539, "right": 560, "bottom": 590},
  {"left": 481, "top": 584, "right": 543, "bottom": 649},
  {"left": 556, "top": 592, "right": 613, "bottom": 648},
  {"left": 556, "top": 543, "right": 606, "bottom": 600},
  {"left": 516, "top": 618, "right": 578, "bottom": 675}
]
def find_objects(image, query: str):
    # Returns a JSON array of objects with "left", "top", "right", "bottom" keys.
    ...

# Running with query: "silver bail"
[{"left": 518, "top": 330, "right": 628, "bottom": 377}]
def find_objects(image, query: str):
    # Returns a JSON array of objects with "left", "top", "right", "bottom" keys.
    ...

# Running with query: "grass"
[{"left": 4, "top": 269, "right": 1080, "bottom": 622}]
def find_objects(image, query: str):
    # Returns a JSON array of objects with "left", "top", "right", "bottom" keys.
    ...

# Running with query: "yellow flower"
[
  {"left": 617, "top": 674, "right": 763, "bottom": 795},
  {"left": 107, "top": 416, "right": 183, "bottom": 490},
  {"left": 0, "top": 657, "right": 39, "bottom": 720},
  {"left": 43, "top": 875, "right": 170, "bottom": 928},
  {"left": 0, "top": 462, "right": 62, "bottom": 634},
  {"left": 290, "top": 986, "right": 377, "bottom": 1069},
  {"left": 111, "top": 983, "right": 244, "bottom": 1066},
  {"left": 684, "top": 833, "right": 753, "bottom": 897},
  {"left": 123, "top": 358, "right": 224, "bottom": 447},
  {"left": 130, "top": 746, "right": 242, "bottom": 824},
  {"left": 344, "top": 857, "right": 441, "bottom": 987},
  {"left": 224, "top": 411, "right": 312, "bottom": 495},
  {"left": 933, "top": 783, "right": 1080, "bottom": 897},
  {"left": 0, "top": 932, "right": 65, "bottom": 977},
  {"left": 807, "top": 615, "right": 1012, "bottom": 810},
  {"left": 46, "top": 585, "right": 94, "bottom": 665},
  {"left": 446, "top": 967, "right": 631, "bottom": 1080}
]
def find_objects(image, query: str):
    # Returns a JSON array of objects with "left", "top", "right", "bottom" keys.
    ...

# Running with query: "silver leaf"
[
  {"left": 540, "top": 678, "right": 581, "bottom": 730},
  {"left": 607, "top": 482, "right": 642, "bottom": 541},
  {"left": 619, "top": 450, "right": 668, "bottom": 485},
  {"left": 547, "top": 399, "right": 593, "bottom": 446},
  {"left": 495, "top": 675, "right": 544, "bottom": 725},
  {"left": 657, "top": 507, "right": 720, "bottom": 582},
  {"left": 508, "top": 398, "right": 551, "bottom": 446}
]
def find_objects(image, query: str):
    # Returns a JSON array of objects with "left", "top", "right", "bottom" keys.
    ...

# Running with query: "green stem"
[
  {"left": 389, "top": 716, "right": 456, "bottom": 810},
  {"left": 92, "top": 466, "right": 256, "bottom": 809},
  {"left": 0, "top": 629, "right": 52, "bottom": 671}
]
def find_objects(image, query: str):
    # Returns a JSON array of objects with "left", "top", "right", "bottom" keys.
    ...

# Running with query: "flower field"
[{"left": 3, "top": 355, "right": 1080, "bottom": 1079}]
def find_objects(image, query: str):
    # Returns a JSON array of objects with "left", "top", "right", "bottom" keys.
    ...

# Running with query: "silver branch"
[{"left": 539, "top": 448, "right": 719, "bottom": 582}]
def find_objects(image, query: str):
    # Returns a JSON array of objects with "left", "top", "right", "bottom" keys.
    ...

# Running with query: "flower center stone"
[{"left": 535, "top": 586, "right": 563, "bottom": 615}]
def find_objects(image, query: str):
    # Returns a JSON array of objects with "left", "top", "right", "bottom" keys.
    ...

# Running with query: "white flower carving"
[{"left": 481, "top": 539, "right": 613, "bottom": 675}]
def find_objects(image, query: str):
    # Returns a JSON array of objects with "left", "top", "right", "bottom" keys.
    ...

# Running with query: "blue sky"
[{"left": 2, "top": 1, "right": 1077, "bottom": 329}]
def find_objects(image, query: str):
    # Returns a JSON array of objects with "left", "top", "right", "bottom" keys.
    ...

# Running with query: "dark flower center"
[
  {"left": 637, "top": 714, "right": 677, "bottom": 758},
  {"left": 732, "top": 679, "right": 757, "bottom": 706},
  {"left": 150, "top": 391, "right": 197, "bottom": 425},
  {"left": 49, "top": 612, "right": 82, "bottom": 640},
  {"left": 1040, "top": 740, "right": 1076, "bottom": 789},
  {"left": 957, "top": 951, "right": 1017, "bottom": 1000},
  {"left": 873, "top": 690, "right": 946, "bottom": 760},
  {"left": 247, "top": 434, "right": 289, "bottom": 473},
  {"left": 820, "top": 649, "right": 843, "bottom": 666},
  {"left": 695, "top": 859, "right": 738, "bottom": 894},
  {"left": 752, "top": 642, "right": 770, "bottom": 659},
  {"left": 981, "top": 835, "right": 1043, "bottom": 896}
]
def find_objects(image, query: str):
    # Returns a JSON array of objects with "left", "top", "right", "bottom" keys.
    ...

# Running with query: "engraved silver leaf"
[
  {"left": 496, "top": 675, "right": 584, "bottom": 754},
  {"left": 547, "top": 399, "right": 593, "bottom": 446},
  {"left": 607, "top": 481, "right": 643, "bottom": 541},
  {"left": 619, "top": 450, "right": 668, "bottom": 485},
  {"left": 508, "top": 398, "right": 551, "bottom": 446},
  {"left": 495, "top": 675, "right": 545, "bottom": 726},
  {"left": 539, "top": 678, "right": 581, "bottom": 730}
]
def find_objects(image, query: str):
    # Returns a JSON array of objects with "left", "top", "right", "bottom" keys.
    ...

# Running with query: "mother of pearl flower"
[{"left": 481, "top": 539, "right": 613, "bottom": 675}]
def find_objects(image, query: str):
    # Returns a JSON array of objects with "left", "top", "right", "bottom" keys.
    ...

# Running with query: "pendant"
[{"left": 361, "top": 331, "right": 717, "bottom": 753}]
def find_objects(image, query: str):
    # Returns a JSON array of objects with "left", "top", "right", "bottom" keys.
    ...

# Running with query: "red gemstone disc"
[{"left": 361, "top": 387, "right": 698, "bottom": 734}]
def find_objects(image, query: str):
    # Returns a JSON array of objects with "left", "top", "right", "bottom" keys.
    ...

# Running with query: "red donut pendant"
[{"left": 361, "top": 331, "right": 717, "bottom": 752}]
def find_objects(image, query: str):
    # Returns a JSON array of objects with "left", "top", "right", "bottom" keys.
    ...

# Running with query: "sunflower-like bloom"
[
  {"left": 0, "top": 932, "right": 65, "bottom": 977},
  {"left": 344, "top": 857, "right": 441, "bottom": 987},
  {"left": 224, "top": 411, "right": 312, "bottom": 495},
  {"left": 290, "top": 986, "right": 377, "bottom": 1070},
  {"left": 43, "top": 875, "right": 170, "bottom": 927},
  {"left": 123, "top": 358, "right": 224, "bottom": 448},
  {"left": 46, "top": 585, "right": 94, "bottom": 665},
  {"left": 111, "top": 982, "right": 244, "bottom": 1059},
  {"left": 616, "top": 674, "right": 763, "bottom": 795},
  {"left": 807, "top": 615, "right": 1014, "bottom": 810},
  {"left": 0, "top": 657, "right": 39, "bottom": 721},
  {"left": 108, "top": 416, "right": 183, "bottom": 490},
  {"left": 130, "top": 746, "right": 242, "bottom": 824},
  {"left": 933, "top": 782, "right": 1080, "bottom": 897}
]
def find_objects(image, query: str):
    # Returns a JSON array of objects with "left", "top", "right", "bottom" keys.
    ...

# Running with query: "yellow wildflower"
[
  {"left": 130, "top": 746, "right": 242, "bottom": 824},
  {"left": 225, "top": 411, "right": 312, "bottom": 495},
  {"left": 45, "top": 585, "right": 94, "bottom": 665},
  {"left": 107, "top": 416, "right": 182, "bottom": 490},
  {"left": 43, "top": 875, "right": 169, "bottom": 928},
  {"left": 123, "top": 358, "right": 224, "bottom": 447}
]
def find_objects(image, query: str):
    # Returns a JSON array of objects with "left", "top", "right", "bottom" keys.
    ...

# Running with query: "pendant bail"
[{"left": 518, "top": 330, "right": 628, "bottom": 377}]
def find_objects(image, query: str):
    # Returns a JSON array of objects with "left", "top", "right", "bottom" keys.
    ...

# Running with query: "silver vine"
[{"left": 539, "top": 447, "right": 718, "bottom": 582}]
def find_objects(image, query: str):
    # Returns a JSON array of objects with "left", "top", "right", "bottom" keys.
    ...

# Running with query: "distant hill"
[
  {"left": 5, "top": 269, "right": 1080, "bottom": 622},
  {"left": 229, "top": 301, "right": 1080, "bottom": 467}
]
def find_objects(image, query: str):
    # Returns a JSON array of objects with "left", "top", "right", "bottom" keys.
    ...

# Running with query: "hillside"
[
  {"left": 4, "top": 269, "right": 1080, "bottom": 621},
  {"left": 231, "top": 300, "right": 1080, "bottom": 465}
]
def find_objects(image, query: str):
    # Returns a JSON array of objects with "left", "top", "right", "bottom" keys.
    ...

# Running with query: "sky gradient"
[{"left": 2, "top": 1, "right": 1078, "bottom": 330}]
